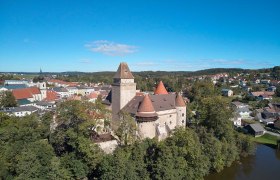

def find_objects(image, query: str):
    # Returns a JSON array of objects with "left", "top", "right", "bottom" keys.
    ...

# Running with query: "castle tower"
[
  {"left": 112, "top": 62, "right": 136, "bottom": 129},
  {"left": 154, "top": 81, "right": 168, "bottom": 95},
  {"left": 136, "top": 95, "right": 158, "bottom": 139},
  {"left": 175, "top": 93, "right": 187, "bottom": 127}
]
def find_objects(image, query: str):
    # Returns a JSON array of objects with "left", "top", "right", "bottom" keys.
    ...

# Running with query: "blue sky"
[{"left": 0, "top": 0, "right": 279, "bottom": 72}]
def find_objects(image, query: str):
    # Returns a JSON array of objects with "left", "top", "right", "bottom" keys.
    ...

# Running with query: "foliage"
[
  {"left": 276, "top": 84, "right": 280, "bottom": 97},
  {"left": 116, "top": 111, "right": 138, "bottom": 145},
  {"left": 0, "top": 91, "right": 17, "bottom": 108}
]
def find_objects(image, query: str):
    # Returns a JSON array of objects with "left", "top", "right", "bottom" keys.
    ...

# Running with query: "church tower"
[
  {"left": 38, "top": 68, "right": 47, "bottom": 99},
  {"left": 112, "top": 62, "right": 136, "bottom": 128}
]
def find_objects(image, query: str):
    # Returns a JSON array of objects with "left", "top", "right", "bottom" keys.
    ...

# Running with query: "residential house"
[
  {"left": 48, "top": 79, "right": 78, "bottom": 87},
  {"left": 250, "top": 91, "right": 275, "bottom": 100},
  {"left": 87, "top": 92, "right": 99, "bottom": 102},
  {"left": 261, "top": 79, "right": 270, "bottom": 84},
  {"left": 66, "top": 86, "right": 79, "bottom": 96},
  {"left": 267, "top": 86, "right": 277, "bottom": 92},
  {"left": 221, "top": 89, "right": 233, "bottom": 97},
  {"left": 231, "top": 101, "right": 248, "bottom": 109},
  {"left": 77, "top": 86, "right": 95, "bottom": 96},
  {"left": 236, "top": 107, "right": 252, "bottom": 119},
  {"left": 244, "top": 123, "right": 265, "bottom": 137},
  {"left": 35, "top": 101, "right": 56, "bottom": 110},
  {"left": 231, "top": 115, "right": 242, "bottom": 126},
  {"left": 4, "top": 106, "right": 39, "bottom": 117},
  {"left": 52, "top": 87, "right": 69, "bottom": 98}
]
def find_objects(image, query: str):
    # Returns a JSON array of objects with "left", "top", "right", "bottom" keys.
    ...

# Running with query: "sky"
[{"left": 0, "top": 0, "right": 280, "bottom": 72}]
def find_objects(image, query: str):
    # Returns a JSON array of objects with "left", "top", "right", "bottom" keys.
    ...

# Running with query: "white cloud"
[{"left": 85, "top": 40, "right": 138, "bottom": 56}]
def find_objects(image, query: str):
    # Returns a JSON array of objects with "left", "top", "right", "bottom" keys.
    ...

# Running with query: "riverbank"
[{"left": 254, "top": 133, "right": 279, "bottom": 146}]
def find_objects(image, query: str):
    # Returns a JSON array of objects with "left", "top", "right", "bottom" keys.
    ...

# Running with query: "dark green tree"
[{"left": 0, "top": 91, "right": 17, "bottom": 108}]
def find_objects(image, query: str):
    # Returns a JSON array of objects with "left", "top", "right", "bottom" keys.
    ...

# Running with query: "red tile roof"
[
  {"left": 29, "top": 87, "right": 41, "bottom": 94},
  {"left": 45, "top": 90, "right": 59, "bottom": 101},
  {"left": 87, "top": 92, "right": 98, "bottom": 99},
  {"left": 138, "top": 95, "right": 155, "bottom": 113},
  {"left": 175, "top": 93, "right": 186, "bottom": 107},
  {"left": 136, "top": 95, "right": 158, "bottom": 118},
  {"left": 12, "top": 87, "right": 41, "bottom": 100},
  {"left": 154, "top": 81, "right": 168, "bottom": 95}
]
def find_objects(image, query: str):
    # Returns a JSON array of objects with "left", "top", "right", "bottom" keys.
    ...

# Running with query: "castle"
[{"left": 108, "top": 62, "right": 186, "bottom": 140}]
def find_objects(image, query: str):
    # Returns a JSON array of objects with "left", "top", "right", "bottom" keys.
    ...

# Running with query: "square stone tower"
[{"left": 111, "top": 62, "right": 136, "bottom": 129}]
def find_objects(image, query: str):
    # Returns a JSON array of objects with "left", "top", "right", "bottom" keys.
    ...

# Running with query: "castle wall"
[
  {"left": 138, "top": 121, "right": 156, "bottom": 139},
  {"left": 176, "top": 107, "right": 187, "bottom": 127},
  {"left": 157, "top": 109, "right": 177, "bottom": 131}
]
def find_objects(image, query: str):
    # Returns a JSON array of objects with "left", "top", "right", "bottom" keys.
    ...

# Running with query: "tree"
[
  {"left": 116, "top": 111, "right": 138, "bottom": 145},
  {"left": 0, "top": 91, "right": 17, "bottom": 108},
  {"left": 276, "top": 85, "right": 280, "bottom": 97}
]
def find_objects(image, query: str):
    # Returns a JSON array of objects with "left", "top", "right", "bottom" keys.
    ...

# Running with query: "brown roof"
[
  {"left": 113, "top": 62, "right": 134, "bottom": 79},
  {"left": 175, "top": 93, "right": 186, "bottom": 107},
  {"left": 122, "top": 94, "right": 176, "bottom": 115},
  {"left": 12, "top": 87, "right": 41, "bottom": 100},
  {"left": 154, "top": 81, "right": 168, "bottom": 95},
  {"left": 251, "top": 91, "right": 275, "bottom": 97},
  {"left": 136, "top": 95, "right": 158, "bottom": 119}
]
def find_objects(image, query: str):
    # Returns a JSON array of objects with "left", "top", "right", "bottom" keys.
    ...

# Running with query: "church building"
[{"left": 109, "top": 62, "right": 186, "bottom": 140}]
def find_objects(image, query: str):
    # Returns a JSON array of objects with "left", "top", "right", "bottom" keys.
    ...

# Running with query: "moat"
[{"left": 205, "top": 144, "right": 280, "bottom": 180}]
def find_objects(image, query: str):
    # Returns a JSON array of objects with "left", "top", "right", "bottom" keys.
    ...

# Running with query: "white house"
[
  {"left": 6, "top": 106, "right": 39, "bottom": 117},
  {"left": 221, "top": 89, "right": 233, "bottom": 97}
]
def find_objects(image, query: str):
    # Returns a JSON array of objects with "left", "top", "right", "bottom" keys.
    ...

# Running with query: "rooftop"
[{"left": 113, "top": 62, "right": 134, "bottom": 79}]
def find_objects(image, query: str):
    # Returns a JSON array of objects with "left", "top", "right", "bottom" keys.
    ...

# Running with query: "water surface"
[{"left": 205, "top": 144, "right": 280, "bottom": 180}]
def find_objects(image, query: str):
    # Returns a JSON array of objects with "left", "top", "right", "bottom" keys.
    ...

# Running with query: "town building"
[{"left": 221, "top": 89, "right": 233, "bottom": 97}]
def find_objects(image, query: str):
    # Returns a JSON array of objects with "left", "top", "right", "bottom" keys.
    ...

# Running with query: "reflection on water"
[{"left": 205, "top": 145, "right": 280, "bottom": 180}]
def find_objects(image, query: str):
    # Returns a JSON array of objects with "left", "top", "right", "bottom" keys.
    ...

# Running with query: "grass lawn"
[{"left": 254, "top": 133, "right": 280, "bottom": 146}]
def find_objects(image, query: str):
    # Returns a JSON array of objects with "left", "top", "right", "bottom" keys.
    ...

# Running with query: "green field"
[{"left": 254, "top": 133, "right": 280, "bottom": 146}]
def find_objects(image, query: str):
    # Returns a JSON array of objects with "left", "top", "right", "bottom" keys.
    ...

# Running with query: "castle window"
[
  {"left": 182, "top": 113, "right": 184, "bottom": 117},
  {"left": 182, "top": 120, "right": 185, "bottom": 124},
  {"left": 169, "top": 115, "right": 172, "bottom": 117},
  {"left": 170, "top": 121, "right": 172, "bottom": 124}
]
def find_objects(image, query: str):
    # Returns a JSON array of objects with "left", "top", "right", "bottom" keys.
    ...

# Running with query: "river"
[{"left": 205, "top": 144, "right": 280, "bottom": 180}]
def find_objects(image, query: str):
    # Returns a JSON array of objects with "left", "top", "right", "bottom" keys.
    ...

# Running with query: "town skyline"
[{"left": 1, "top": 0, "right": 279, "bottom": 72}]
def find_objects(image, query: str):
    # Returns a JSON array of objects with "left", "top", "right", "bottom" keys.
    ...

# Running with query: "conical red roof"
[
  {"left": 138, "top": 95, "right": 155, "bottom": 113},
  {"left": 136, "top": 95, "right": 158, "bottom": 118},
  {"left": 175, "top": 93, "right": 186, "bottom": 107},
  {"left": 154, "top": 81, "right": 168, "bottom": 95}
]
